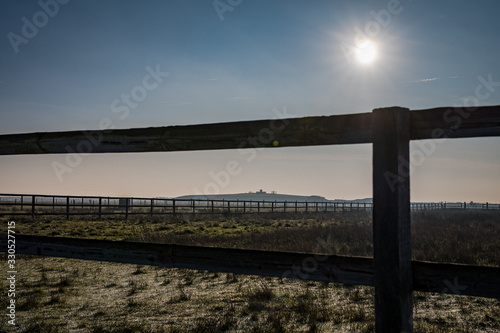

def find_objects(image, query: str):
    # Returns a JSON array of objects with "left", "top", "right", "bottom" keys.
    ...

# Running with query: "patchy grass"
[
  {"left": 1, "top": 256, "right": 499, "bottom": 332},
  {"left": 1, "top": 210, "right": 499, "bottom": 332},
  {"left": 11, "top": 213, "right": 370, "bottom": 242},
  {"left": 412, "top": 210, "right": 500, "bottom": 266}
]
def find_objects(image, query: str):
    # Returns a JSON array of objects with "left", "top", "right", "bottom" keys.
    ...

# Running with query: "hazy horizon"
[{"left": 1, "top": 1, "right": 499, "bottom": 203}]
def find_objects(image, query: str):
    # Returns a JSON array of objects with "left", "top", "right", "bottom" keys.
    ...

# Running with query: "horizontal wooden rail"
[
  {"left": 1, "top": 234, "right": 499, "bottom": 299},
  {"left": 0, "top": 113, "right": 373, "bottom": 155},
  {"left": 0, "top": 105, "right": 499, "bottom": 155},
  {"left": 2, "top": 234, "right": 374, "bottom": 287},
  {"left": 410, "top": 105, "right": 500, "bottom": 140},
  {"left": 412, "top": 261, "right": 500, "bottom": 297}
]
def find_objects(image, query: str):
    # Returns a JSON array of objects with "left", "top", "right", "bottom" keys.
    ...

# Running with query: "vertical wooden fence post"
[
  {"left": 66, "top": 196, "right": 70, "bottom": 220},
  {"left": 150, "top": 199, "right": 154, "bottom": 217},
  {"left": 172, "top": 199, "right": 176, "bottom": 215},
  {"left": 372, "top": 107, "right": 412, "bottom": 333},
  {"left": 99, "top": 197, "right": 102, "bottom": 219},
  {"left": 31, "top": 195, "right": 35, "bottom": 218},
  {"left": 125, "top": 199, "right": 129, "bottom": 220}
]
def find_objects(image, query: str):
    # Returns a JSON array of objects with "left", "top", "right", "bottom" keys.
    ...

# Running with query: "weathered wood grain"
[
  {"left": 372, "top": 107, "right": 412, "bottom": 332},
  {"left": 0, "top": 112, "right": 373, "bottom": 155},
  {"left": 1, "top": 234, "right": 374, "bottom": 286},
  {"left": 413, "top": 261, "right": 500, "bottom": 298},
  {"left": 1, "top": 234, "right": 499, "bottom": 298},
  {"left": 410, "top": 105, "right": 500, "bottom": 140}
]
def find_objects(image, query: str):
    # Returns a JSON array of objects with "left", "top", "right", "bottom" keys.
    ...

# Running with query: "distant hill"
[{"left": 176, "top": 190, "right": 330, "bottom": 202}]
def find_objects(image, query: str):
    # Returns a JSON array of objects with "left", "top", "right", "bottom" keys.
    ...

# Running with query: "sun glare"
[{"left": 356, "top": 41, "right": 377, "bottom": 64}]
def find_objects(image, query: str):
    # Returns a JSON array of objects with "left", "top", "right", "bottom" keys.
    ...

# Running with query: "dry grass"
[
  {"left": 131, "top": 210, "right": 500, "bottom": 266},
  {"left": 1, "top": 210, "right": 499, "bottom": 332},
  {"left": 412, "top": 210, "right": 500, "bottom": 266}
]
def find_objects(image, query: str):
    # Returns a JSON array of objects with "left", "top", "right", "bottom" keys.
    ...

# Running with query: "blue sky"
[{"left": 1, "top": 0, "right": 499, "bottom": 202}]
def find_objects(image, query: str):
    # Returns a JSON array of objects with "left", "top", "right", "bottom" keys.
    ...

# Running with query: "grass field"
[{"left": 1, "top": 210, "right": 499, "bottom": 332}]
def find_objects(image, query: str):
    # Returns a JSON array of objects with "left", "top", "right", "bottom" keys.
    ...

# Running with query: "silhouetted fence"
[{"left": 0, "top": 193, "right": 497, "bottom": 219}]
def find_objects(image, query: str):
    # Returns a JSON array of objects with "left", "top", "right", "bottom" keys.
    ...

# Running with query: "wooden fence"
[
  {"left": 0, "top": 193, "right": 498, "bottom": 219},
  {"left": 1, "top": 105, "right": 500, "bottom": 332}
]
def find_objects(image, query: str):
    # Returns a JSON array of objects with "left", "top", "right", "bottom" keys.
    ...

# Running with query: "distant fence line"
[{"left": 0, "top": 193, "right": 498, "bottom": 219}]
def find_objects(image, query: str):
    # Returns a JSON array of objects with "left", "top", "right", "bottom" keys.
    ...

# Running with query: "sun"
[{"left": 356, "top": 41, "right": 377, "bottom": 64}]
